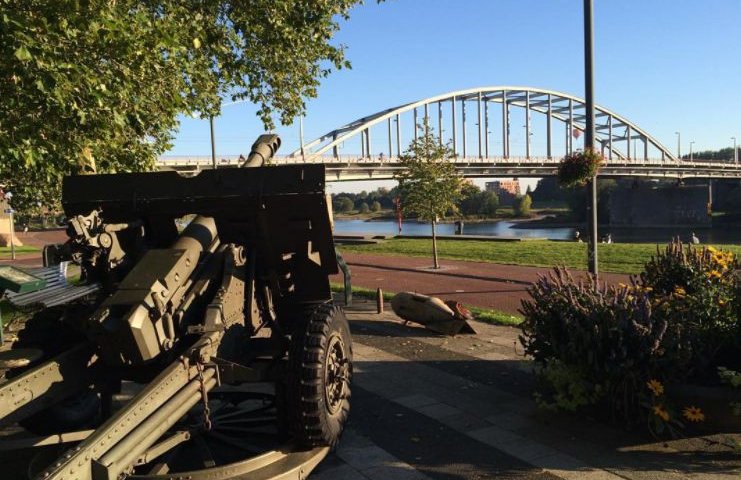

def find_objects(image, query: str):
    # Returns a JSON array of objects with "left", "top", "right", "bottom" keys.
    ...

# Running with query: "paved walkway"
[
  {"left": 332, "top": 252, "right": 631, "bottom": 315},
  {"left": 313, "top": 298, "right": 741, "bottom": 480}
]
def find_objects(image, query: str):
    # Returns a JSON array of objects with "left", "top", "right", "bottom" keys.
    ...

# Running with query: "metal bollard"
[{"left": 376, "top": 288, "right": 384, "bottom": 314}]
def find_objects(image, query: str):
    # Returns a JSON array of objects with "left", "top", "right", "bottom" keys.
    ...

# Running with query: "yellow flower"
[
  {"left": 682, "top": 406, "right": 705, "bottom": 422},
  {"left": 673, "top": 287, "right": 686, "bottom": 297},
  {"left": 652, "top": 405, "right": 670, "bottom": 422},
  {"left": 705, "top": 270, "right": 722, "bottom": 280},
  {"left": 647, "top": 379, "right": 664, "bottom": 396},
  {"left": 707, "top": 246, "right": 718, "bottom": 254},
  {"left": 719, "top": 298, "right": 727, "bottom": 306}
]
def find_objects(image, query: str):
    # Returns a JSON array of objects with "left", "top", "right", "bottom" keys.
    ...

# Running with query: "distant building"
[{"left": 485, "top": 180, "right": 521, "bottom": 205}]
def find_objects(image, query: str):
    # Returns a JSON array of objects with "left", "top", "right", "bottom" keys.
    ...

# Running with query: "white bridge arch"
[{"left": 289, "top": 86, "right": 676, "bottom": 163}]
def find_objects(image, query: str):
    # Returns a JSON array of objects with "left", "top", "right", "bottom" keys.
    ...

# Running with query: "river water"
[{"left": 334, "top": 218, "right": 741, "bottom": 244}]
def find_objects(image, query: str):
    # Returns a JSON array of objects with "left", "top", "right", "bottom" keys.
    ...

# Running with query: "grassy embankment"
[
  {"left": 330, "top": 283, "right": 523, "bottom": 327},
  {"left": 338, "top": 238, "right": 741, "bottom": 275},
  {"left": 0, "top": 246, "right": 40, "bottom": 259}
]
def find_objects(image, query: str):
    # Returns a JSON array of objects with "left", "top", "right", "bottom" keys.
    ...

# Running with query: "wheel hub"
[{"left": 324, "top": 335, "right": 348, "bottom": 415}]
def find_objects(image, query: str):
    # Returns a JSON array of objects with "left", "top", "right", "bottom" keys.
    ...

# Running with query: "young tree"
[
  {"left": 370, "top": 200, "right": 382, "bottom": 212},
  {"left": 358, "top": 202, "right": 370, "bottom": 214},
  {"left": 395, "top": 128, "right": 462, "bottom": 269},
  {"left": 515, "top": 194, "right": 533, "bottom": 217},
  {"left": 1, "top": 0, "right": 366, "bottom": 211}
]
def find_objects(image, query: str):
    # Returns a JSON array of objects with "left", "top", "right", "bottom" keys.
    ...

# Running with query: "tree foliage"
[
  {"left": 0, "top": 0, "right": 364, "bottom": 211},
  {"left": 335, "top": 196, "right": 355, "bottom": 213},
  {"left": 515, "top": 194, "right": 532, "bottom": 217},
  {"left": 394, "top": 129, "right": 462, "bottom": 223},
  {"left": 458, "top": 181, "right": 498, "bottom": 216}
]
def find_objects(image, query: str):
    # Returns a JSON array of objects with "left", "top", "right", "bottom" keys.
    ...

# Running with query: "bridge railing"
[{"left": 157, "top": 154, "right": 741, "bottom": 169}]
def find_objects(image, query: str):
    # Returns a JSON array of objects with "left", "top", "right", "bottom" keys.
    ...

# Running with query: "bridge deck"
[{"left": 157, "top": 155, "right": 741, "bottom": 180}]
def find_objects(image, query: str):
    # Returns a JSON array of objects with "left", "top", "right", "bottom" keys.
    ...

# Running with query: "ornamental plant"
[
  {"left": 640, "top": 241, "right": 740, "bottom": 374},
  {"left": 520, "top": 240, "right": 741, "bottom": 434},
  {"left": 519, "top": 268, "right": 670, "bottom": 425},
  {"left": 557, "top": 149, "right": 604, "bottom": 188}
]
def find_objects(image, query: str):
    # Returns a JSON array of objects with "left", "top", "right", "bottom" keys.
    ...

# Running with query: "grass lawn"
[
  {"left": 0, "top": 246, "right": 40, "bottom": 258},
  {"left": 330, "top": 282, "right": 523, "bottom": 327},
  {"left": 338, "top": 238, "right": 741, "bottom": 275}
]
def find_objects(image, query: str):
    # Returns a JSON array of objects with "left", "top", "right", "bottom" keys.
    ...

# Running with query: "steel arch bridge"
[
  {"left": 159, "top": 86, "right": 741, "bottom": 180},
  {"left": 291, "top": 86, "right": 674, "bottom": 162}
]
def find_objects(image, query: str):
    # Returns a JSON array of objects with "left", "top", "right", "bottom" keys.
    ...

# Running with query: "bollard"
[{"left": 376, "top": 288, "right": 384, "bottom": 314}]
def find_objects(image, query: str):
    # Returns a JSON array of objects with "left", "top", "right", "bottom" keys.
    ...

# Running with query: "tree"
[
  {"left": 515, "top": 194, "right": 532, "bottom": 217},
  {"left": 358, "top": 202, "right": 369, "bottom": 214},
  {"left": 370, "top": 200, "right": 381, "bottom": 212},
  {"left": 1, "top": 0, "right": 366, "bottom": 212},
  {"left": 479, "top": 190, "right": 499, "bottom": 215},
  {"left": 395, "top": 128, "right": 462, "bottom": 269},
  {"left": 458, "top": 182, "right": 483, "bottom": 215},
  {"left": 337, "top": 196, "right": 354, "bottom": 213}
]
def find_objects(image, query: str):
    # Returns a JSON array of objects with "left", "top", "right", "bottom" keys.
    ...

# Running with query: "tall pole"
[
  {"left": 732, "top": 136, "right": 737, "bottom": 164},
  {"left": 209, "top": 116, "right": 216, "bottom": 169},
  {"left": 299, "top": 116, "right": 306, "bottom": 161},
  {"left": 675, "top": 131, "right": 681, "bottom": 161},
  {"left": 584, "top": 0, "right": 598, "bottom": 278},
  {"left": 690, "top": 141, "right": 694, "bottom": 161}
]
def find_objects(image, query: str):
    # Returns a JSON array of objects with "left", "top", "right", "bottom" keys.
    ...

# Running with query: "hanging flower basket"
[{"left": 557, "top": 149, "right": 604, "bottom": 188}]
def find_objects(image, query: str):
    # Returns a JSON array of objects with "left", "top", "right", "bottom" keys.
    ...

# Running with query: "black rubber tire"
[{"left": 285, "top": 304, "right": 352, "bottom": 448}]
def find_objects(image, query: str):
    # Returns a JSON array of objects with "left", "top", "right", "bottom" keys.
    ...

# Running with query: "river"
[{"left": 333, "top": 218, "right": 741, "bottom": 244}]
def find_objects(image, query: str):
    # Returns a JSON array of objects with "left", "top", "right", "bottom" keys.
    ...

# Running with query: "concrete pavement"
[{"left": 312, "top": 298, "right": 741, "bottom": 480}]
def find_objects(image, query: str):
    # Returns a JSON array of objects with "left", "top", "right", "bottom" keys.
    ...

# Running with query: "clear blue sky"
[{"left": 169, "top": 0, "right": 741, "bottom": 190}]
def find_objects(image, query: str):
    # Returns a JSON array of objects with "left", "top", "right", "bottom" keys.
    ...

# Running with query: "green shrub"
[
  {"left": 520, "top": 240, "right": 741, "bottom": 431},
  {"left": 520, "top": 268, "right": 670, "bottom": 424},
  {"left": 640, "top": 241, "right": 740, "bottom": 373}
]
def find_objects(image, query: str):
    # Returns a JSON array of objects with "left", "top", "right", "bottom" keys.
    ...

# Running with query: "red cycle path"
[{"left": 332, "top": 252, "right": 631, "bottom": 315}]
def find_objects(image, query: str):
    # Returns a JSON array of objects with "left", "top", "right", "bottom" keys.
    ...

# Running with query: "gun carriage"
[{"left": 0, "top": 135, "right": 352, "bottom": 480}]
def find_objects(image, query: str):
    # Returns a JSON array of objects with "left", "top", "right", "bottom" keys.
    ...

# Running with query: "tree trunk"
[{"left": 431, "top": 219, "right": 439, "bottom": 269}]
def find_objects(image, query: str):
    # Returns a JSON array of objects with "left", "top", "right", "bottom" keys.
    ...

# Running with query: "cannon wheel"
[{"left": 285, "top": 304, "right": 352, "bottom": 448}]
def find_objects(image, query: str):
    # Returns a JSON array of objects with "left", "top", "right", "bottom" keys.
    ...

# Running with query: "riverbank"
[{"left": 337, "top": 238, "right": 741, "bottom": 274}]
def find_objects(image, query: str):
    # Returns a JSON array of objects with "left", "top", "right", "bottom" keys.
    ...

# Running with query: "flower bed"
[{"left": 519, "top": 240, "right": 741, "bottom": 436}]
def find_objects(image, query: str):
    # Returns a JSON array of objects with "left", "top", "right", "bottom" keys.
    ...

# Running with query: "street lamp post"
[
  {"left": 584, "top": 0, "right": 598, "bottom": 278},
  {"left": 675, "top": 131, "right": 681, "bottom": 160},
  {"left": 209, "top": 116, "right": 216, "bottom": 170},
  {"left": 690, "top": 141, "right": 695, "bottom": 161},
  {"left": 732, "top": 136, "right": 737, "bottom": 164}
]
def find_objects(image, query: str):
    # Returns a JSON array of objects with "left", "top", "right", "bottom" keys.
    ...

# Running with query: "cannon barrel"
[{"left": 242, "top": 133, "right": 281, "bottom": 167}]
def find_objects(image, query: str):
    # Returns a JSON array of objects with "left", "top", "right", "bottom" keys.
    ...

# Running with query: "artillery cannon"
[{"left": 0, "top": 135, "right": 352, "bottom": 480}]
